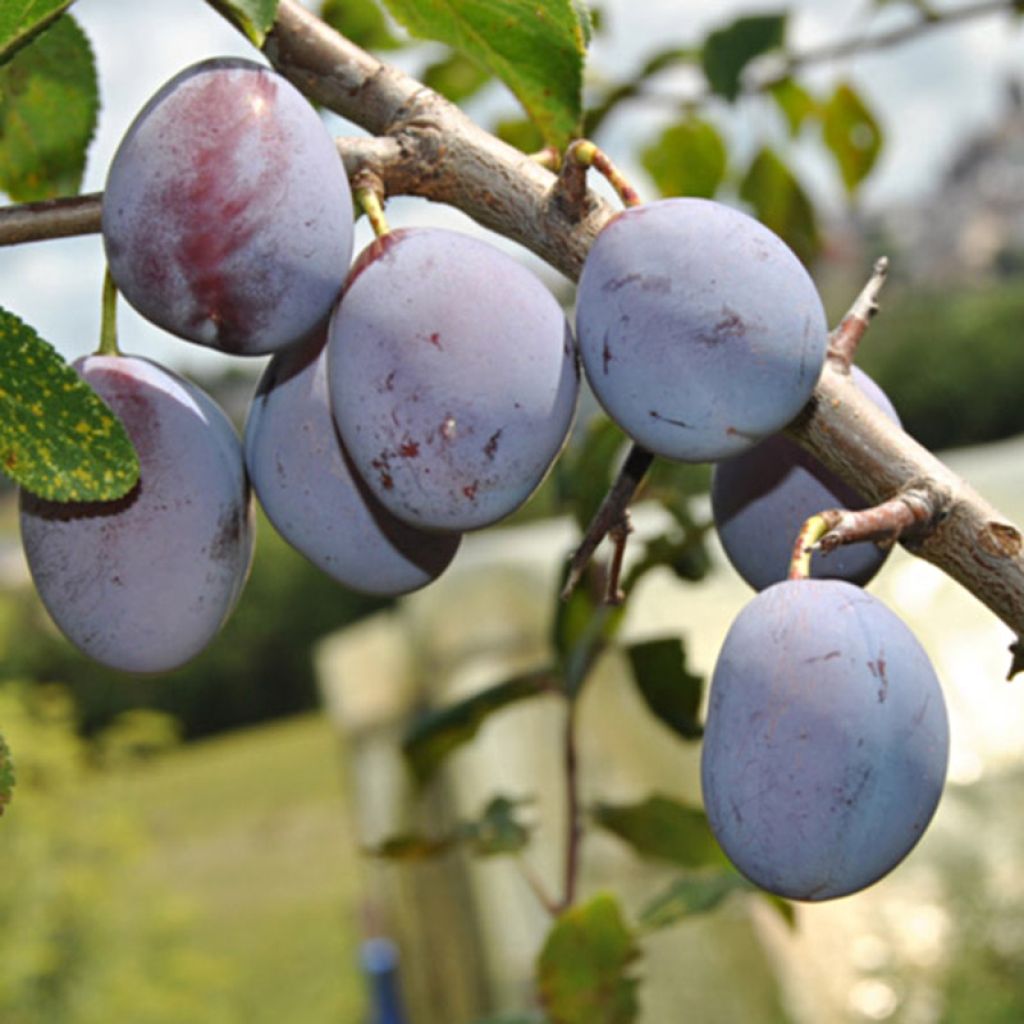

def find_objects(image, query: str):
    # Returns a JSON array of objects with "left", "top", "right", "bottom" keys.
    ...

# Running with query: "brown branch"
[
  {"left": 2, "top": 0, "right": 1022, "bottom": 668},
  {"left": 815, "top": 489, "right": 937, "bottom": 554},
  {"left": 0, "top": 192, "right": 101, "bottom": 247},
  {"left": 828, "top": 256, "right": 889, "bottom": 371}
]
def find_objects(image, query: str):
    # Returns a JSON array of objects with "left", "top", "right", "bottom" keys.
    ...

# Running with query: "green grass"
[{"left": 114, "top": 713, "right": 368, "bottom": 1024}]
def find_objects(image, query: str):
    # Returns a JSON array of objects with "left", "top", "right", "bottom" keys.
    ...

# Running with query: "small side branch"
[
  {"left": 0, "top": 192, "right": 102, "bottom": 247},
  {"left": 561, "top": 445, "right": 654, "bottom": 601},
  {"left": 828, "top": 256, "right": 889, "bottom": 371},
  {"left": 815, "top": 489, "right": 938, "bottom": 555}
]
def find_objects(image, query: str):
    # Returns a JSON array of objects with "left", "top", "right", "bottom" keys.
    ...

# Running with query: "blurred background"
[{"left": 2, "top": 0, "right": 1024, "bottom": 1021}]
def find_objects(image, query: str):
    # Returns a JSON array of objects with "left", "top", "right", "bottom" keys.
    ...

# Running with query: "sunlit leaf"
[
  {"left": 206, "top": 0, "right": 278, "bottom": 46},
  {"left": 424, "top": 49, "right": 492, "bottom": 103},
  {"left": 379, "top": 0, "right": 588, "bottom": 147},
  {"left": 0, "top": 0, "right": 74, "bottom": 65},
  {"left": 739, "top": 147, "right": 820, "bottom": 265},
  {"left": 0, "top": 308, "right": 139, "bottom": 501},
  {"left": 0, "top": 732, "right": 14, "bottom": 815},
  {"left": 641, "top": 117, "right": 727, "bottom": 199},
  {"left": 701, "top": 12, "right": 786, "bottom": 101},
  {"left": 769, "top": 77, "right": 818, "bottom": 136},
  {"left": 592, "top": 795, "right": 724, "bottom": 868},
  {"left": 625, "top": 638, "right": 704, "bottom": 740},
  {"left": 402, "top": 670, "right": 555, "bottom": 783},
  {"left": 822, "top": 81, "right": 883, "bottom": 195},
  {"left": 0, "top": 14, "right": 97, "bottom": 201},
  {"left": 537, "top": 893, "right": 640, "bottom": 1024}
]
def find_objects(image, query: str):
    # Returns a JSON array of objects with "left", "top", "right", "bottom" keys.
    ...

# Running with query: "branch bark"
[{"left": 2, "top": 0, "right": 1022, "bottom": 664}]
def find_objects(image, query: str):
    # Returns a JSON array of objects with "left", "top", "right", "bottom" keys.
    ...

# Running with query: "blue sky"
[{"left": 2, "top": 0, "right": 1022, "bottom": 375}]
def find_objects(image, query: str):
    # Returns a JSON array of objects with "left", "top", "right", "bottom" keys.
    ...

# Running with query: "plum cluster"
[{"left": 18, "top": 57, "right": 950, "bottom": 900}]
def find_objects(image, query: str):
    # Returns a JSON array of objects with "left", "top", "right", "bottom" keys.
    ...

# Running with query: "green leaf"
[
  {"left": 464, "top": 794, "right": 533, "bottom": 857},
  {"left": 555, "top": 414, "right": 627, "bottom": 533},
  {"left": 0, "top": 732, "right": 14, "bottom": 815},
  {"left": 822, "top": 81, "right": 882, "bottom": 195},
  {"left": 402, "top": 670, "right": 555, "bottom": 783},
  {"left": 206, "top": 0, "right": 278, "bottom": 46},
  {"left": 537, "top": 893, "right": 640, "bottom": 1024},
  {"left": 0, "top": 13, "right": 98, "bottom": 201},
  {"left": 638, "top": 869, "right": 749, "bottom": 933},
  {"left": 424, "top": 50, "right": 492, "bottom": 103},
  {"left": 495, "top": 116, "right": 545, "bottom": 154},
  {"left": 319, "top": 0, "right": 404, "bottom": 50},
  {"left": 641, "top": 117, "right": 727, "bottom": 199},
  {"left": 379, "top": 0, "right": 587, "bottom": 148},
  {"left": 364, "top": 833, "right": 456, "bottom": 860},
  {"left": 625, "top": 638, "right": 704, "bottom": 740},
  {"left": 701, "top": 12, "right": 786, "bottom": 102},
  {"left": 473, "top": 1016, "right": 547, "bottom": 1024},
  {"left": 0, "top": 309, "right": 139, "bottom": 501},
  {"left": 769, "top": 77, "right": 818, "bottom": 136},
  {"left": 592, "top": 795, "right": 724, "bottom": 868},
  {"left": 738, "top": 147, "right": 820, "bottom": 265},
  {"left": 0, "top": 0, "right": 74, "bottom": 65}
]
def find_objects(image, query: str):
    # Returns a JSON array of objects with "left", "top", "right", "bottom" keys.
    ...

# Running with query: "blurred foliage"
[
  {"left": 0, "top": 506, "right": 386, "bottom": 740},
  {"left": 0, "top": 683, "right": 231, "bottom": 1023},
  {"left": 857, "top": 279, "right": 1024, "bottom": 450}
]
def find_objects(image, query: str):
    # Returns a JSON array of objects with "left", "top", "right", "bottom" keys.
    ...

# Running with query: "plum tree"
[
  {"left": 711, "top": 368, "right": 901, "bottom": 590},
  {"left": 102, "top": 57, "right": 352, "bottom": 356},
  {"left": 701, "top": 578, "right": 949, "bottom": 901},
  {"left": 328, "top": 228, "right": 580, "bottom": 532},
  {"left": 575, "top": 198, "right": 829, "bottom": 462},
  {"left": 19, "top": 354, "right": 254, "bottom": 674},
  {"left": 245, "top": 330, "right": 461, "bottom": 595}
]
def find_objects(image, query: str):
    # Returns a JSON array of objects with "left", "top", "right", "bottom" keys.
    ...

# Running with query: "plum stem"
[
  {"left": 354, "top": 182, "right": 390, "bottom": 239},
  {"left": 98, "top": 268, "right": 120, "bottom": 356},
  {"left": 789, "top": 514, "right": 831, "bottom": 580},
  {"left": 827, "top": 256, "right": 889, "bottom": 371},
  {"left": 566, "top": 139, "right": 643, "bottom": 209}
]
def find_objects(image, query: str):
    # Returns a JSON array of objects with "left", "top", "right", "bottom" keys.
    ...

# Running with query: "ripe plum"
[
  {"left": 245, "top": 333, "right": 461, "bottom": 595},
  {"left": 20, "top": 355, "right": 254, "bottom": 673},
  {"left": 328, "top": 228, "right": 580, "bottom": 532},
  {"left": 701, "top": 579, "right": 949, "bottom": 901},
  {"left": 103, "top": 58, "right": 352, "bottom": 355},
  {"left": 711, "top": 368, "right": 900, "bottom": 590},
  {"left": 575, "top": 198, "right": 828, "bottom": 462}
]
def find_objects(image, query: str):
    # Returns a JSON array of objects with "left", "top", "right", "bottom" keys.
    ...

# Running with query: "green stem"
[
  {"left": 98, "top": 268, "right": 120, "bottom": 356},
  {"left": 788, "top": 514, "right": 831, "bottom": 580},
  {"left": 355, "top": 186, "right": 390, "bottom": 238}
]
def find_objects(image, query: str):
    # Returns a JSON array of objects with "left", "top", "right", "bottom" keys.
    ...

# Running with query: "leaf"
[
  {"left": 402, "top": 669, "right": 555, "bottom": 783},
  {"left": 0, "top": 309, "right": 139, "bottom": 501},
  {"left": 537, "top": 893, "right": 640, "bottom": 1024},
  {"left": 0, "top": 732, "right": 14, "bottom": 816},
  {"left": 0, "top": 13, "right": 98, "bottom": 201},
  {"left": 625, "top": 638, "right": 704, "bottom": 740},
  {"left": 364, "top": 833, "right": 457, "bottom": 860},
  {"left": 822, "top": 81, "right": 882, "bottom": 195},
  {"left": 638, "top": 869, "right": 749, "bottom": 933},
  {"left": 424, "top": 50, "right": 492, "bottom": 103},
  {"left": 0, "top": 0, "right": 74, "bottom": 65},
  {"left": 701, "top": 12, "right": 786, "bottom": 102},
  {"left": 738, "top": 147, "right": 820, "bottom": 265},
  {"left": 379, "top": 0, "right": 587, "bottom": 148},
  {"left": 206, "top": 0, "right": 279, "bottom": 46},
  {"left": 641, "top": 117, "right": 727, "bottom": 199},
  {"left": 769, "top": 77, "right": 818, "bottom": 136},
  {"left": 319, "top": 0, "right": 404, "bottom": 50},
  {"left": 495, "top": 116, "right": 545, "bottom": 154},
  {"left": 463, "top": 795, "right": 533, "bottom": 857},
  {"left": 591, "top": 795, "right": 725, "bottom": 868}
]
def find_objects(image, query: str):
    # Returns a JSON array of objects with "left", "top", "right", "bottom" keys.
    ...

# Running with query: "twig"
[
  {"left": 0, "top": 192, "right": 101, "bottom": 247},
  {"left": 828, "top": 256, "right": 889, "bottom": 370},
  {"left": 557, "top": 699, "right": 583, "bottom": 913}
]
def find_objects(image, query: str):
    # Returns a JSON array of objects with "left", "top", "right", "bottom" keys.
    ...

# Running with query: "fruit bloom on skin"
[
  {"left": 328, "top": 228, "right": 580, "bottom": 532},
  {"left": 103, "top": 57, "right": 353, "bottom": 356},
  {"left": 711, "top": 367, "right": 901, "bottom": 591},
  {"left": 245, "top": 331, "right": 462, "bottom": 595},
  {"left": 20, "top": 355, "right": 254, "bottom": 673},
  {"left": 576, "top": 197, "right": 828, "bottom": 462},
  {"left": 701, "top": 578, "right": 949, "bottom": 901}
]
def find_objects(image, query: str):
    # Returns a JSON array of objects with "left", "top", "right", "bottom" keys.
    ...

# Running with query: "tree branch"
[{"left": 2, "top": 0, "right": 1022, "bottom": 665}]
